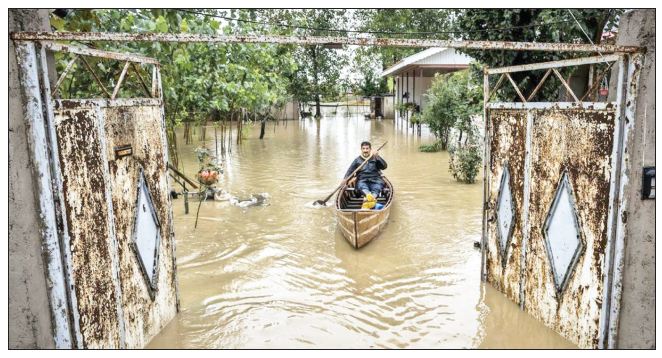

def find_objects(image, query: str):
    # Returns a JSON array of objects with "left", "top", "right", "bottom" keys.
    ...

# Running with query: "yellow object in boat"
[{"left": 361, "top": 193, "right": 377, "bottom": 210}]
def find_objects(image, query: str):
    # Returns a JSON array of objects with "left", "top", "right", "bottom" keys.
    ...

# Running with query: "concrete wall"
[
  {"left": 415, "top": 76, "right": 433, "bottom": 110},
  {"left": 395, "top": 71, "right": 432, "bottom": 111},
  {"left": 8, "top": 9, "right": 57, "bottom": 349},
  {"left": 615, "top": 9, "right": 655, "bottom": 349}
]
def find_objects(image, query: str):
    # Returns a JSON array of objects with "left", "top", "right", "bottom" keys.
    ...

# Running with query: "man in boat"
[{"left": 342, "top": 141, "right": 387, "bottom": 209}]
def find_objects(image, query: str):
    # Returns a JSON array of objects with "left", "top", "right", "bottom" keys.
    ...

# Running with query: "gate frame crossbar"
[
  {"left": 11, "top": 31, "right": 641, "bottom": 54},
  {"left": 484, "top": 54, "right": 621, "bottom": 104},
  {"left": 42, "top": 41, "right": 159, "bottom": 100}
]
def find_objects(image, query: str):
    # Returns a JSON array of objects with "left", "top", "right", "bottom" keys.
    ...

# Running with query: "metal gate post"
[
  {"left": 605, "top": 53, "right": 644, "bottom": 348},
  {"left": 480, "top": 69, "right": 489, "bottom": 281},
  {"left": 598, "top": 54, "right": 628, "bottom": 348},
  {"left": 13, "top": 40, "right": 73, "bottom": 348},
  {"left": 34, "top": 41, "right": 86, "bottom": 348}
]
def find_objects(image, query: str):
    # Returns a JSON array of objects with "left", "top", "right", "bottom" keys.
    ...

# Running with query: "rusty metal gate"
[
  {"left": 480, "top": 54, "right": 643, "bottom": 348},
  {"left": 14, "top": 41, "right": 179, "bottom": 348}
]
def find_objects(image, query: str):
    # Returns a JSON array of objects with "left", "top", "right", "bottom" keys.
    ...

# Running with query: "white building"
[{"left": 381, "top": 47, "right": 474, "bottom": 113}]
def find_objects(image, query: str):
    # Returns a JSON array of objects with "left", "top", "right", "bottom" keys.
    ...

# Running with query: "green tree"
[
  {"left": 51, "top": 9, "right": 295, "bottom": 142},
  {"left": 355, "top": 10, "right": 455, "bottom": 77},
  {"left": 453, "top": 9, "right": 623, "bottom": 101},
  {"left": 420, "top": 69, "right": 482, "bottom": 150},
  {"left": 254, "top": 9, "right": 349, "bottom": 118},
  {"left": 351, "top": 47, "right": 388, "bottom": 97}
]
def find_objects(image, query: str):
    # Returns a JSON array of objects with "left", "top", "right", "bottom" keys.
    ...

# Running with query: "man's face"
[{"left": 361, "top": 145, "right": 371, "bottom": 157}]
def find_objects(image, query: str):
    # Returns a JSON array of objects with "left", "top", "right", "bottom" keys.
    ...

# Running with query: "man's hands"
[
  {"left": 342, "top": 177, "right": 357, "bottom": 187},
  {"left": 371, "top": 150, "right": 380, "bottom": 158}
]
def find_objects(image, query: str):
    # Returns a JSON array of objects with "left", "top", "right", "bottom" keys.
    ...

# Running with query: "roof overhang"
[{"left": 382, "top": 64, "right": 470, "bottom": 77}]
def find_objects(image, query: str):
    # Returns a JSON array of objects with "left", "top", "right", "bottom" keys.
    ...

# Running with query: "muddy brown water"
[{"left": 147, "top": 112, "right": 576, "bottom": 348}]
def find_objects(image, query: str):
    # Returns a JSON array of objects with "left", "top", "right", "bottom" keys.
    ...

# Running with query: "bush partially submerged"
[
  {"left": 419, "top": 141, "right": 442, "bottom": 152},
  {"left": 449, "top": 144, "right": 482, "bottom": 183}
]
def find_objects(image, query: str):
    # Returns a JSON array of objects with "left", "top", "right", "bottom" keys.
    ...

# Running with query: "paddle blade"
[{"left": 313, "top": 200, "right": 328, "bottom": 207}]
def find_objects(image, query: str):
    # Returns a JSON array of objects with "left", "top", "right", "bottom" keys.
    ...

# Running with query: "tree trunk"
[
  {"left": 441, "top": 128, "right": 450, "bottom": 150},
  {"left": 310, "top": 46, "right": 322, "bottom": 119},
  {"left": 259, "top": 117, "right": 266, "bottom": 139},
  {"left": 315, "top": 95, "right": 321, "bottom": 119}
]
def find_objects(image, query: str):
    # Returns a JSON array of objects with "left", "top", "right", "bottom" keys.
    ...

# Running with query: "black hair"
[{"left": 360, "top": 141, "right": 371, "bottom": 148}]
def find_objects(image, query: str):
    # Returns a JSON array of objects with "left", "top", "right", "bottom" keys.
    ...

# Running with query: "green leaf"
[
  {"left": 155, "top": 16, "right": 168, "bottom": 33},
  {"left": 50, "top": 16, "right": 65, "bottom": 31}
]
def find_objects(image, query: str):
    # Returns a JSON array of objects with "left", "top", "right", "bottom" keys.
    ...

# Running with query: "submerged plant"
[
  {"left": 419, "top": 141, "right": 442, "bottom": 153},
  {"left": 194, "top": 146, "right": 223, "bottom": 186},
  {"left": 448, "top": 144, "right": 482, "bottom": 184}
]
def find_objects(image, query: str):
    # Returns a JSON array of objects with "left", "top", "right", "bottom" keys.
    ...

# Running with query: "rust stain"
[
  {"left": 524, "top": 107, "right": 616, "bottom": 348},
  {"left": 486, "top": 109, "right": 527, "bottom": 305},
  {"left": 103, "top": 104, "right": 177, "bottom": 348},
  {"left": 486, "top": 105, "right": 616, "bottom": 348},
  {"left": 54, "top": 107, "right": 121, "bottom": 348},
  {"left": 52, "top": 100, "right": 177, "bottom": 348}
]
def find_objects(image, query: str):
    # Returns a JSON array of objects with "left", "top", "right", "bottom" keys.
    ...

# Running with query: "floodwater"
[{"left": 148, "top": 111, "right": 576, "bottom": 349}]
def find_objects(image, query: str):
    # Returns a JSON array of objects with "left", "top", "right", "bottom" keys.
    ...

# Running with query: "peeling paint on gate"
[
  {"left": 524, "top": 108, "right": 615, "bottom": 348},
  {"left": 53, "top": 107, "right": 123, "bottom": 348},
  {"left": 102, "top": 103, "right": 177, "bottom": 348},
  {"left": 481, "top": 51, "right": 640, "bottom": 348},
  {"left": 486, "top": 106, "right": 617, "bottom": 348},
  {"left": 485, "top": 109, "right": 527, "bottom": 304},
  {"left": 52, "top": 99, "right": 178, "bottom": 348}
]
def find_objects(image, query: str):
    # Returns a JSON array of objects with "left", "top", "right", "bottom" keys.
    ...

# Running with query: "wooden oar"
[{"left": 314, "top": 141, "right": 388, "bottom": 206}]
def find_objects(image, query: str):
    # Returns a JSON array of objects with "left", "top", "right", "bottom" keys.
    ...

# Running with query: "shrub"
[
  {"left": 419, "top": 141, "right": 442, "bottom": 152},
  {"left": 410, "top": 113, "right": 422, "bottom": 125},
  {"left": 449, "top": 144, "right": 482, "bottom": 183}
]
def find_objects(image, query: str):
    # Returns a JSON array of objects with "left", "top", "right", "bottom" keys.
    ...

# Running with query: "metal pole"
[
  {"left": 481, "top": 69, "right": 489, "bottom": 282},
  {"left": 486, "top": 54, "right": 622, "bottom": 74},
  {"left": 11, "top": 32, "right": 641, "bottom": 53},
  {"left": 184, "top": 185, "right": 189, "bottom": 215}
]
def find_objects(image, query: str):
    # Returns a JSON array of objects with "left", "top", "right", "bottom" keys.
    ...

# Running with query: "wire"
[
  {"left": 176, "top": 9, "right": 590, "bottom": 37},
  {"left": 567, "top": 9, "right": 609, "bottom": 64}
]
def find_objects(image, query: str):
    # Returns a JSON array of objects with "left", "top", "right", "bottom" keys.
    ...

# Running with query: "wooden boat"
[{"left": 335, "top": 176, "right": 394, "bottom": 249}]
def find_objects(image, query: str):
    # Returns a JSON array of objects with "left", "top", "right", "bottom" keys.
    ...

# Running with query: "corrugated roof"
[{"left": 380, "top": 47, "right": 473, "bottom": 77}]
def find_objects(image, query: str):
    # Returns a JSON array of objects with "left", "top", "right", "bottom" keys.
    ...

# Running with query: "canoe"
[{"left": 335, "top": 176, "right": 394, "bottom": 249}]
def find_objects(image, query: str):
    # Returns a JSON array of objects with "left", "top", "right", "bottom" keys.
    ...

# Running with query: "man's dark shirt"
[{"left": 344, "top": 155, "right": 387, "bottom": 181}]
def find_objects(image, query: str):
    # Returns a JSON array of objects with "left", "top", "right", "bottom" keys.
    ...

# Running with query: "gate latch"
[{"left": 114, "top": 144, "right": 133, "bottom": 159}]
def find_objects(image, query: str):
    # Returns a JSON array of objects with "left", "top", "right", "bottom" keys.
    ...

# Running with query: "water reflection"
[{"left": 147, "top": 111, "right": 575, "bottom": 348}]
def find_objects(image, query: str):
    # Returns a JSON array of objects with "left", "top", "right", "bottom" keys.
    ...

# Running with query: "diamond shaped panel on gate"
[
  {"left": 543, "top": 172, "right": 584, "bottom": 294},
  {"left": 496, "top": 163, "right": 515, "bottom": 267},
  {"left": 132, "top": 169, "right": 161, "bottom": 298}
]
